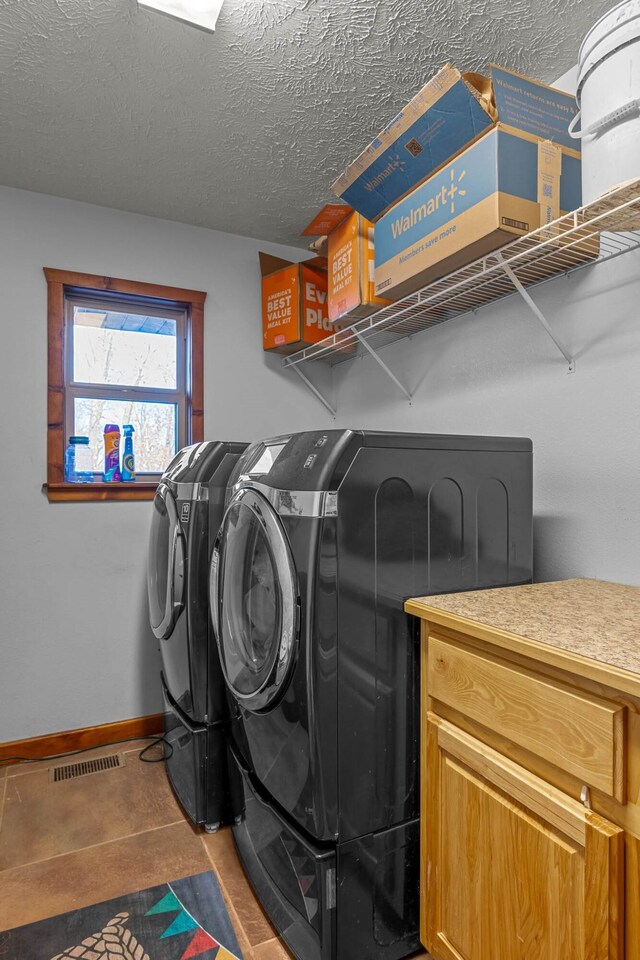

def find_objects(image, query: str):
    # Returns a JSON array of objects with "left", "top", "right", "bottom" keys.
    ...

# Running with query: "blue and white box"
[
  {"left": 333, "top": 64, "right": 580, "bottom": 223},
  {"left": 374, "top": 127, "right": 583, "bottom": 300}
]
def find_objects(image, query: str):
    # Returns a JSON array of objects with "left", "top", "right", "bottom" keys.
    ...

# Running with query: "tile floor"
[{"left": 0, "top": 741, "right": 431, "bottom": 960}]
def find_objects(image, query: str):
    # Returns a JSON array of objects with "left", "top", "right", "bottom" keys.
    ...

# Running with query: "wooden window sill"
[{"left": 43, "top": 482, "right": 159, "bottom": 502}]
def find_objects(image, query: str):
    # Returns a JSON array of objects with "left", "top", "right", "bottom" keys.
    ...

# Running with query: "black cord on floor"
[
  {"left": 139, "top": 737, "right": 173, "bottom": 762},
  {"left": 0, "top": 734, "right": 172, "bottom": 767}
]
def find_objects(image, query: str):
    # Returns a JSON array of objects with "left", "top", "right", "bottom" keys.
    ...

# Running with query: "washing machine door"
[
  {"left": 148, "top": 482, "right": 186, "bottom": 641},
  {"left": 210, "top": 487, "right": 298, "bottom": 713}
]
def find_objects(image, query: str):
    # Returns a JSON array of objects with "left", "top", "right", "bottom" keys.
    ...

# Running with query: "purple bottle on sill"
[{"left": 103, "top": 424, "right": 122, "bottom": 482}]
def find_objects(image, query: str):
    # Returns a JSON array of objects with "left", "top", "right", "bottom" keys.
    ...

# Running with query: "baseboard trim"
[{"left": 0, "top": 714, "right": 163, "bottom": 765}]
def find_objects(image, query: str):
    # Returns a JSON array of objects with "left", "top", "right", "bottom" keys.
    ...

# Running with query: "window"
[
  {"left": 44, "top": 269, "right": 206, "bottom": 501},
  {"left": 67, "top": 296, "right": 185, "bottom": 475}
]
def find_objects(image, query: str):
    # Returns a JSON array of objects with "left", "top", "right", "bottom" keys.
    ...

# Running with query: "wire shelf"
[{"left": 282, "top": 178, "right": 640, "bottom": 369}]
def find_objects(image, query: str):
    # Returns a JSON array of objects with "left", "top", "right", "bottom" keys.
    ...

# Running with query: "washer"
[
  {"left": 147, "top": 440, "right": 247, "bottom": 832},
  {"left": 209, "top": 429, "right": 533, "bottom": 960}
]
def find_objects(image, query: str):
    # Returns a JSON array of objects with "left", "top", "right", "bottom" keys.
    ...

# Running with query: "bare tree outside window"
[{"left": 68, "top": 302, "right": 187, "bottom": 476}]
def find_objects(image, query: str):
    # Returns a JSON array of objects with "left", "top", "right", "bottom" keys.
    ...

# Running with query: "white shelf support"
[
  {"left": 291, "top": 363, "right": 337, "bottom": 418},
  {"left": 498, "top": 254, "right": 575, "bottom": 372},
  {"left": 355, "top": 332, "right": 413, "bottom": 403}
]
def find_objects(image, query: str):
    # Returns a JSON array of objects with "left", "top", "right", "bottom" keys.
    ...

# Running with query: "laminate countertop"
[{"left": 405, "top": 578, "right": 640, "bottom": 694}]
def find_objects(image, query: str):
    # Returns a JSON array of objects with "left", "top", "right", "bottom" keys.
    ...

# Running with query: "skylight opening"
[{"left": 138, "top": 0, "right": 225, "bottom": 33}]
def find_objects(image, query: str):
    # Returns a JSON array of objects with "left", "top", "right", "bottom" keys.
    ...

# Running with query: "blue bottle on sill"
[
  {"left": 64, "top": 438, "right": 77, "bottom": 483},
  {"left": 65, "top": 436, "right": 94, "bottom": 483},
  {"left": 121, "top": 424, "right": 136, "bottom": 482}
]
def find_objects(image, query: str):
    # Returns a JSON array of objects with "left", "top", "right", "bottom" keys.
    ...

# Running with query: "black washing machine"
[
  {"left": 209, "top": 430, "right": 533, "bottom": 960},
  {"left": 147, "top": 440, "right": 247, "bottom": 831},
  {"left": 209, "top": 430, "right": 533, "bottom": 959}
]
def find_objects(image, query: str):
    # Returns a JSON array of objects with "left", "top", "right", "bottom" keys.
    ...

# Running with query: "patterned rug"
[{"left": 0, "top": 870, "right": 243, "bottom": 960}]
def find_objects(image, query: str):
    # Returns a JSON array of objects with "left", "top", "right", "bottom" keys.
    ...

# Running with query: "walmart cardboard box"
[
  {"left": 374, "top": 128, "right": 582, "bottom": 300},
  {"left": 260, "top": 253, "right": 338, "bottom": 355},
  {"left": 333, "top": 64, "right": 579, "bottom": 222}
]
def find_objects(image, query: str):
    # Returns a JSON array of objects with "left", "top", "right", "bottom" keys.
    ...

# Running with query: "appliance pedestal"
[{"left": 162, "top": 680, "right": 237, "bottom": 830}]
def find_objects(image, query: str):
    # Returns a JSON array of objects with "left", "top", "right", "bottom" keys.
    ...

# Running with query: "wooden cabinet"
[
  {"left": 423, "top": 713, "right": 623, "bottom": 960},
  {"left": 407, "top": 580, "right": 640, "bottom": 960}
]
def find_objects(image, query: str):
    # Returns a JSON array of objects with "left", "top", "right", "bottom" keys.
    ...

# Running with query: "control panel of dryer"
[{"left": 229, "top": 430, "right": 356, "bottom": 494}]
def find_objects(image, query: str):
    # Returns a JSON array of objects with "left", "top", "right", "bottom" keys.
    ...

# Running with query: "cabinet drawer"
[{"left": 427, "top": 634, "right": 625, "bottom": 800}]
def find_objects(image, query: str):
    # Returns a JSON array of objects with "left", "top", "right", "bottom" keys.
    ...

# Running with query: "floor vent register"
[{"left": 51, "top": 754, "right": 123, "bottom": 782}]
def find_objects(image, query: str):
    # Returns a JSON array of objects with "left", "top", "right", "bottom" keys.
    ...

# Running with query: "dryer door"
[
  {"left": 147, "top": 482, "right": 186, "bottom": 641},
  {"left": 211, "top": 487, "right": 298, "bottom": 713}
]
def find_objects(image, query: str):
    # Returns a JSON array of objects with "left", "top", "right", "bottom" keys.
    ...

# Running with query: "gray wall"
[
  {"left": 330, "top": 248, "right": 640, "bottom": 585},
  {"left": 0, "top": 185, "right": 333, "bottom": 743}
]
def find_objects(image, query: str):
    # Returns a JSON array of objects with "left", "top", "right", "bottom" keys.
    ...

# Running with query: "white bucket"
[{"left": 569, "top": 0, "right": 640, "bottom": 204}]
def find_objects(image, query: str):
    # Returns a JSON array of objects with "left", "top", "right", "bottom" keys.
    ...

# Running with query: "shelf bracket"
[
  {"left": 355, "top": 332, "right": 413, "bottom": 402},
  {"left": 290, "top": 363, "right": 337, "bottom": 418},
  {"left": 497, "top": 254, "right": 575, "bottom": 372}
]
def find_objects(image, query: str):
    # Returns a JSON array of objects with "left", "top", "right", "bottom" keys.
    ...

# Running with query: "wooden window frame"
[{"left": 44, "top": 268, "right": 206, "bottom": 502}]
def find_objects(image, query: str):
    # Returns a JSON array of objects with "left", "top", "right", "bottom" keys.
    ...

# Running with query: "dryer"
[
  {"left": 209, "top": 430, "right": 533, "bottom": 960},
  {"left": 147, "top": 440, "right": 247, "bottom": 832}
]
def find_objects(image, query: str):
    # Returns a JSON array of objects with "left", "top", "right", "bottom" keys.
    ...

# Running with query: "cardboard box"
[
  {"left": 260, "top": 253, "right": 339, "bottom": 354},
  {"left": 301, "top": 203, "right": 353, "bottom": 236},
  {"left": 332, "top": 64, "right": 580, "bottom": 223},
  {"left": 302, "top": 205, "right": 392, "bottom": 326},
  {"left": 374, "top": 127, "right": 583, "bottom": 301},
  {"left": 328, "top": 211, "right": 391, "bottom": 325}
]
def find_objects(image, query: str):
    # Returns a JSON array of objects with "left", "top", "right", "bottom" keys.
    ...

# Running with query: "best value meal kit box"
[
  {"left": 301, "top": 204, "right": 356, "bottom": 237},
  {"left": 373, "top": 127, "right": 583, "bottom": 300},
  {"left": 327, "top": 211, "right": 392, "bottom": 324},
  {"left": 260, "top": 253, "right": 338, "bottom": 354},
  {"left": 300, "top": 205, "right": 350, "bottom": 259},
  {"left": 332, "top": 64, "right": 580, "bottom": 223},
  {"left": 302, "top": 205, "right": 391, "bottom": 326}
]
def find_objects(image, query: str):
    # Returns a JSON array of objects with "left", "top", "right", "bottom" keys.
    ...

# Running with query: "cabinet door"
[{"left": 423, "top": 713, "right": 624, "bottom": 960}]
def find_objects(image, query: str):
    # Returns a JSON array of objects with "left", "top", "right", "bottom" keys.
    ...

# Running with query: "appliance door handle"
[
  {"left": 209, "top": 536, "right": 221, "bottom": 643},
  {"left": 156, "top": 483, "right": 185, "bottom": 640}
]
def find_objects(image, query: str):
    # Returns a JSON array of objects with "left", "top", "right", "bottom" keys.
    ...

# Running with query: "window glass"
[
  {"left": 74, "top": 398, "right": 177, "bottom": 475},
  {"left": 73, "top": 306, "right": 177, "bottom": 389}
]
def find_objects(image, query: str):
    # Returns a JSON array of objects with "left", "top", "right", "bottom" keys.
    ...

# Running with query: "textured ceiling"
[{"left": 0, "top": 0, "right": 617, "bottom": 245}]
